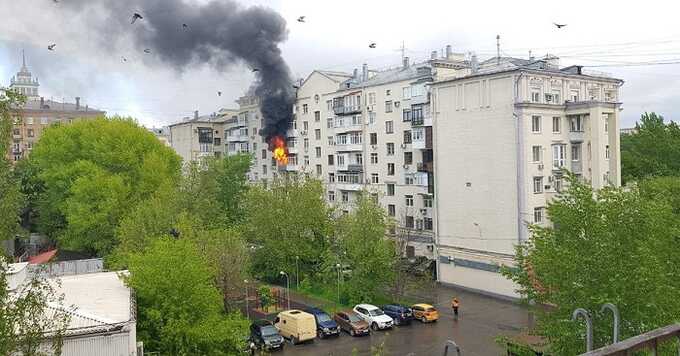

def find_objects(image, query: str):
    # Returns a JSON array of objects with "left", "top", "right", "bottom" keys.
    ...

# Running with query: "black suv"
[
  {"left": 249, "top": 319, "right": 284, "bottom": 351},
  {"left": 381, "top": 304, "right": 414, "bottom": 326}
]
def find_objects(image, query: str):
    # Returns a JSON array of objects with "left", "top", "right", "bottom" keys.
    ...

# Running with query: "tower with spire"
[{"left": 9, "top": 50, "right": 40, "bottom": 100}]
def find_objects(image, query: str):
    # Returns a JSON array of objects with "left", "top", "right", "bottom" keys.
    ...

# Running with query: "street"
[{"left": 266, "top": 284, "right": 533, "bottom": 356}]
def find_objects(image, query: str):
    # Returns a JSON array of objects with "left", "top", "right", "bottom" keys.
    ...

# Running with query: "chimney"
[
  {"left": 194, "top": 110, "right": 199, "bottom": 120},
  {"left": 445, "top": 45, "right": 452, "bottom": 59},
  {"left": 471, "top": 53, "right": 479, "bottom": 73},
  {"left": 402, "top": 56, "right": 409, "bottom": 69},
  {"left": 430, "top": 51, "right": 438, "bottom": 60},
  {"left": 75, "top": 97, "right": 80, "bottom": 110},
  {"left": 362, "top": 63, "right": 368, "bottom": 81},
  {"left": 40, "top": 97, "right": 44, "bottom": 109}
]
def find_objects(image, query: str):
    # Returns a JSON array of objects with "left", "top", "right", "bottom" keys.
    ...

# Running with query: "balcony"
[
  {"left": 286, "top": 128, "right": 298, "bottom": 137},
  {"left": 285, "top": 163, "right": 299, "bottom": 171},
  {"left": 570, "top": 130, "right": 585, "bottom": 143},
  {"left": 582, "top": 324, "right": 680, "bottom": 356},
  {"left": 227, "top": 134, "right": 248, "bottom": 142},
  {"left": 287, "top": 146, "right": 299, "bottom": 155},
  {"left": 336, "top": 182, "right": 362, "bottom": 191},
  {"left": 417, "top": 162, "right": 433, "bottom": 173},
  {"left": 410, "top": 94, "right": 429, "bottom": 106},
  {"left": 333, "top": 105, "right": 362, "bottom": 116},
  {"left": 335, "top": 143, "right": 363, "bottom": 152}
]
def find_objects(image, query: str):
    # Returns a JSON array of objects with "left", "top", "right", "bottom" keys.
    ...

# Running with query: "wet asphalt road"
[{"left": 261, "top": 285, "right": 532, "bottom": 356}]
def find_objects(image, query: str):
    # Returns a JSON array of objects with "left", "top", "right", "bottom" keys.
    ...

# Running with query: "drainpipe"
[
  {"left": 513, "top": 72, "right": 525, "bottom": 245},
  {"left": 431, "top": 87, "right": 441, "bottom": 283}
]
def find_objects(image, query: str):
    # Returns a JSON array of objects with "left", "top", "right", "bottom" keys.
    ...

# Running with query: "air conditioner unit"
[
  {"left": 548, "top": 176, "right": 554, "bottom": 183},
  {"left": 538, "top": 164, "right": 544, "bottom": 170},
  {"left": 367, "top": 106, "right": 373, "bottom": 112},
  {"left": 400, "top": 144, "right": 407, "bottom": 149},
  {"left": 403, "top": 164, "right": 409, "bottom": 169},
  {"left": 395, "top": 101, "right": 401, "bottom": 107},
  {"left": 426, "top": 244, "right": 434, "bottom": 252},
  {"left": 371, "top": 145, "right": 377, "bottom": 150},
  {"left": 420, "top": 208, "right": 428, "bottom": 216},
  {"left": 301, "top": 131, "right": 307, "bottom": 136},
  {"left": 545, "top": 185, "right": 551, "bottom": 190}
]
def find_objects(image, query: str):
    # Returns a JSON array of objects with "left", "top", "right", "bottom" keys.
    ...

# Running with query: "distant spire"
[{"left": 22, "top": 49, "right": 26, "bottom": 69}]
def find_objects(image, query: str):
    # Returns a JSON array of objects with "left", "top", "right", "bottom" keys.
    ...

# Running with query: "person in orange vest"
[{"left": 451, "top": 297, "right": 460, "bottom": 319}]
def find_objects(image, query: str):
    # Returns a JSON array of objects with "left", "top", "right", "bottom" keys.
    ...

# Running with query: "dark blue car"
[
  {"left": 304, "top": 307, "right": 340, "bottom": 338},
  {"left": 381, "top": 304, "right": 414, "bottom": 326}
]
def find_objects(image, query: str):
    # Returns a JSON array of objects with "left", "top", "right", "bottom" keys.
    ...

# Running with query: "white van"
[{"left": 274, "top": 310, "right": 317, "bottom": 344}]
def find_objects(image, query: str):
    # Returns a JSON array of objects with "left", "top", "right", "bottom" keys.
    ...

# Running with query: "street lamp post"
[
  {"left": 295, "top": 256, "right": 299, "bottom": 290},
  {"left": 336, "top": 263, "right": 341, "bottom": 309},
  {"left": 279, "top": 271, "right": 290, "bottom": 310},
  {"left": 244, "top": 279, "right": 250, "bottom": 320}
]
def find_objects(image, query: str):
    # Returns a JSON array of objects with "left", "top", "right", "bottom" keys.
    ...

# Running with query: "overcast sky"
[{"left": 1, "top": 0, "right": 679, "bottom": 128}]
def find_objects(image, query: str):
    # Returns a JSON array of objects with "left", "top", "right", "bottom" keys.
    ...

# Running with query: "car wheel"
[
  {"left": 318, "top": 331, "right": 324, "bottom": 339},
  {"left": 371, "top": 322, "right": 378, "bottom": 331},
  {"left": 290, "top": 336, "right": 297, "bottom": 345},
  {"left": 350, "top": 329, "right": 355, "bottom": 337},
  {"left": 394, "top": 318, "right": 400, "bottom": 326},
  {"left": 421, "top": 316, "right": 427, "bottom": 323}
]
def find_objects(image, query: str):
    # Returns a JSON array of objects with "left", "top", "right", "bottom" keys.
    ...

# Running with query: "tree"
[
  {"left": 503, "top": 175, "right": 680, "bottom": 354},
  {"left": 0, "top": 89, "right": 25, "bottom": 244},
  {"left": 621, "top": 112, "right": 680, "bottom": 183},
  {"left": 243, "top": 177, "right": 334, "bottom": 282},
  {"left": 258, "top": 286, "right": 274, "bottom": 312},
  {"left": 332, "top": 193, "right": 396, "bottom": 304},
  {"left": 0, "top": 257, "right": 70, "bottom": 355},
  {"left": 125, "top": 237, "right": 248, "bottom": 355},
  {"left": 24, "top": 117, "right": 181, "bottom": 256}
]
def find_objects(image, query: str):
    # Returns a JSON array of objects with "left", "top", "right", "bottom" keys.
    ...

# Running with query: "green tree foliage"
[
  {"left": 621, "top": 112, "right": 680, "bottom": 183},
  {"left": 243, "top": 177, "right": 334, "bottom": 281},
  {"left": 503, "top": 175, "right": 680, "bottom": 354},
  {"left": 24, "top": 117, "right": 181, "bottom": 255},
  {"left": 0, "top": 89, "right": 25, "bottom": 243},
  {"left": 331, "top": 193, "right": 396, "bottom": 304},
  {"left": 0, "top": 257, "right": 70, "bottom": 355},
  {"left": 125, "top": 237, "right": 248, "bottom": 355}
]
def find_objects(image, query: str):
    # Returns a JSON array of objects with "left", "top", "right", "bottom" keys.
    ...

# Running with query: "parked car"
[
  {"left": 249, "top": 319, "right": 284, "bottom": 351},
  {"left": 353, "top": 304, "right": 393, "bottom": 330},
  {"left": 304, "top": 307, "right": 341, "bottom": 338},
  {"left": 381, "top": 304, "right": 414, "bottom": 325},
  {"left": 333, "top": 310, "right": 370, "bottom": 336},
  {"left": 274, "top": 310, "right": 317, "bottom": 344},
  {"left": 411, "top": 303, "right": 439, "bottom": 323}
]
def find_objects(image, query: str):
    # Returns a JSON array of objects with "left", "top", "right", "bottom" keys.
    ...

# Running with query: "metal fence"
[{"left": 27, "top": 258, "right": 104, "bottom": 277}]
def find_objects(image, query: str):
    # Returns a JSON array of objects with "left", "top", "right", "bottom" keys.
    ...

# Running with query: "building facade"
[
  {"left": 431, "top": 56, "right": 623, "bottom": 298},
  {"left": 168, "top": 109, "right": 237, "bottom": 163},
  {"left": 5, "top": 53, "right": 105, "bottom": 162}
]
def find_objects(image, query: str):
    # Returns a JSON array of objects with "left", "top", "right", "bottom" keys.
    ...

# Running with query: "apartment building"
[
  {"left": 168, "top": 108, "right": 238, "bottom": 163},
  {"left": 5, "top": 53, "right": 105, "bottom": 162},
  {"left": 293, "top": 47, "right": 467, "bottom": 258},
  {"left": 431, "top": 56, "right": 623, "bottom": 298}
]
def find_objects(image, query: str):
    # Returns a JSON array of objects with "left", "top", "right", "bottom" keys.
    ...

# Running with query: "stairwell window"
[
  {"left": 532, "top": 116, "right": 541, "bottom": 133},
  {"left": 371, "top": 173, "right": 379, "bottom": 184},
  {"left": 370, "top": 133, "right": 378, "bottom": 145},
  {"left": 571, "top": 144, "right": 581, "bottom": 161},
  {"left": 370, "top": 153, "right": 378, "bottom": 164},
  {"left": 534, "top": 207, "right": 544, "bottom": 223},
  {"left": 387, "top": 163, "right": 395, "bottom": 176},
  {"left": 387, "top": 143, "right": 395, "bottom": 156},
  {"left": 532, "top": 145, "right": 542, "bottom": 162},
  {"left": 328, "top": 191, "right": 335, "bottom": 202},
  {"left": 552, "top": 144, "right": 566, "bottom": 168},
  {"left": 387, "top": 183, "right": 395, "bottom": 196},
  {"left": 405, "top": 195, "right": 414, "bottom": 206},
  {"left": 552, "top": 117, "right": 561, "bottom": 133},
  {"left": 533, "top": 177, "right": 544, "bottom": 193},
  {"left": 531, "top": 90, "right": 541, "bottom": 102},
  {"left": 606, "top": 145, "right": 610, "bottom": 160},
  {"left": 385, "top": 101, "right": 393, "bottom": 113},
  {"left": 386, "top": 120, "right": 394, "bottom": 134}
]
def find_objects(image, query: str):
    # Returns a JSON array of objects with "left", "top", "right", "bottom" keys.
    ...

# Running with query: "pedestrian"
[{"left": 451, "top": 297, "right": 460, "bottom": 320}]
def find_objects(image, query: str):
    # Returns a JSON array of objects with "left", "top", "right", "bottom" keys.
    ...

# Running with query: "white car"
[{"left": 353, "top": 304, "right": 393, "bottom": 330}]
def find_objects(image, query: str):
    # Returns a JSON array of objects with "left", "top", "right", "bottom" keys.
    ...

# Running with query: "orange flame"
[{"left": 270, "top": 135, "right": 288, "bottom": 165}]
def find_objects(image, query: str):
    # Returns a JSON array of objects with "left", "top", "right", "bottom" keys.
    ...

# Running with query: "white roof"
[
  {"left": 7, "top": 262, "right": 28, "bottom": 274},
  {"left": 355, "top": 303, "right": 380, "bottom": 310}
]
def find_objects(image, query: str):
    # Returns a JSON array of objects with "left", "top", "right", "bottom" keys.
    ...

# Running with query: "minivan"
[{"left": 274, "top": 310, "right": 317, "bottom": 344}]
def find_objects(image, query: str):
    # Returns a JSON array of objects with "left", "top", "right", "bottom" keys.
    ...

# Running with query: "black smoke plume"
[{"left": 63, "top": 0, "right": 294, "bottom": 142}]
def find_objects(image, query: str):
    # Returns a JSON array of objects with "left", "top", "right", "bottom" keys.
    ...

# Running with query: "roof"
[
  {"left": 28, "top": 249, "right": 57, "bottom": 264},
  {"left": 17, "top": 99, "right": 105, "bottom": 114},
  {"left": 412, "top": 303, "right": 435, "bottom": 308},
  {"left": 343, "top": 62, "right": 432, "bottom": 90},
  {"left": 355, "top": 303, "right": 379, "bottom": 310},
  {"left": 7, "top": 262, "right": 28, "bottom": 274},
  {"left": 316, "top": 70, "right": 353, "bottom": 83},
  {"left": 27, "top": 249, "right": 94, "bottom": 264}
]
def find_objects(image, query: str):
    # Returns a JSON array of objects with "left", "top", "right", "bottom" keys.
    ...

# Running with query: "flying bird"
[
  {"left": 251, "top": 68, "right": 260, "bottom": 73},
  {"left": 368, "top": 42, "right": 376, "bottom": 49},
  {"left": 217, "top": 91, "right": 222, "bottom": 96},
  {"left": 121, "top": 56, "right": 127, "bottom": 62},
  {"left": 143, "top": 48, "right": 151, "bottom": 54},
  {"left": 131, "top": 13, "right": 143, "bottom": 24},
  {"left": 297, "top": 16, "right": 305, "bottom": 23},
  {"left": 47, "top": 44, "right": 56, "bottom": 51},
  {"left": 182, "top": 23, "right": 188, "bottom": 29},
  {"left": 553, "top": 23, "right": 567, "bottom": 29}
]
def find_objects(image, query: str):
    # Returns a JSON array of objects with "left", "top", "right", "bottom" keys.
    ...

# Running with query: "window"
[
  {"left": 423, "top": 196, "right": 433, "bottom": 208},
  {"left": 328, "top": 155, "right": 334, "bottom": 165},
  {"left": 27, "top": 129, "right": 34, "bottom": 137},
  {"left": 315, "top": 129, "right": 321, "bottom": 140},
  {"left": 12, "top": 128, "right": 20, "bottom": 136},
  {"left": 405, "top": 216, "right": 414, "bottom": 228},
  {"left": 402, "top": 109, "right": 412, "bottom": 122},
  {"left": 552, "top": 117, "right": 561, "bottom": 133},
  {"left": 385, "top": 101, "right": 393, "bottom": 113},
  {"left": 302, "top": 104, "right": 308, "bottom": 114},
  {"left": 314, "top": 111, "right": 320, "bottom": 122},
  {"left": 532, "top": 145, "right": 542, "bottom": 162},
  {"left": 328, "top": 191, "right": 335, "bottom": 202},
  {"left": 531, "top": 116, "right": 541, "bottom": 133},
  {"left": 368, "top": 111, "right": 376, "bottom": 124},
  {"left": 355, "top": 153, "right": 363, "bottom": 164},
  {"left": 262, "top": 165, "right": 267, "bottom": 175},
  {"left": 304, "top": 138, "right": 309, "bottom": 150},
  {"left": 371, "top": 193, "right": 379, "bottom": 204},
  {"left": 316, "top": 164, "right": 322, "bottom": 175},
  {"left": 605, "top": 145, "right": 610, "bottom": 160},
  {"left": 371, "top": 173, "right": 379, "bottom": 184},
  {"left": 40, "top": 117, "right": 48, "bottom": 125},
  {"left": 533, "top": 177, "right": 543, "bottom": 193},
  {"left": 349, "top": 132, "right": 362, "bottom": 145},
  {"left": 327, "top": 118, "right": 333, "bottom": 128},
  {"left": 370, "top": 133, "right": 378, "bottom": 145},
  {"left": 341, "top": 191, "right": 349, "bottom": 203},
  {"left": 424, "top": 217, "right": 433, "bottom": 230},
  {"left": 327, "top": 136, "right": 334, "bottom": 145},
  {"left": 404, "top": 152, "right": 413, "bottom": 165},
  {"left": 26, "top": 117, "right": 34, "bottom": 125},
  {"left": 403, "top": 87, "right": 411, "bottom": 99},
  {"left": 336, "top": 135, "right": 347, "bottom": 145},
  {"left": 328, "top": 172, "right": 335, "bottom": 183},
  {"left": 315, "top": 147, "right": 321, "bottom": 158},
  {"left": 604, "top": 115, "right": 609, "bottom": 132},
  {"left": 554, "top": 175, "right": 563, "bottom": 192},
  {"left": 570, "top": 89, "right": 579, "bottom": 102},
  {"left": 412, "top": 105, "right": 423, "bottom": 121},
  {"left": 387, "top": 163, "right": 395, "bottom": 175},
  {"left": 388, "top": 204, "right": 396, "bottom": 217},
  {"left": 570, "top": 116, "right": 584, "bottom": 132},
  {"left": 304, "top": 156, "right": 310, "bottom": 166},
  {"left": 370, "top": 153, "right": 378, "bottom": 164},
  {"left": 303, "top": 121, "right": 309, "bottom": 131},
  {"left": 534, "top": 207, "right": 544, "bottom": 223},
  {"left": 368, "top": 92, "right": 376, "bottom": 105},
  {"left": 385, "top": 120, "right": 394, "bottom": 134},
  {"left": 386, "top": 89, "right": 391, "bottom": 96},
  {"left": 262, "top": 149, "right": 267, "bottom": 159},
  {"left": 531, "top": 90, "right": 540, "bottom": 102},
  {"left": 199, "top": 143, "right": 210, "bottom": 152},
  {"left": 326, "top": 100, "right": 333, "bottom": 111},
  {"left": 552, "top": 144, "right": 566, "bottom": 168},
  {"left": 336, "top": 155, "right": 345, "bottom": 166},
  {"left": 405, "top": 175, "right": 414, "bottom": 185},
  {"left": 405, "top": 195, "right": 413, "bottom": 206},
  {"left": 386, "top": 143, "right": 395, "bottom": 156},
  {"left": 386, "top": 183, "right": 395, "bottom": 196},
  {"left": 403, "top": 130, "right": 412, "bottom": 144},
  {"left": 552, "top": 89, "right": 561, "bottom": 103},
  {"left": 571, "top": 144, "right": 581, "bottom": 161}
]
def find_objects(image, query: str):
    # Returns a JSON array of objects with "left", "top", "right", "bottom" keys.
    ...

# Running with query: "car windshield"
[
  {"left": 261, "top": 326, "right": 278, "bottom": 336},
  {"left": 347, "top": 313, "right": 362, "bottom": 322},
  {"left": 426, "top": 307, "right": 436, "bottom": 312},
  {"left": 369, "top": 309, "right": 384, "bottom": 316},
  {"left": 316, "top": 313, "right": 332, "bottom": 322}
]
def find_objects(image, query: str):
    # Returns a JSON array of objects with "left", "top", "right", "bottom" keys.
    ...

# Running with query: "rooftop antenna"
[
  {"left": 496, "top": 35, "right": 501, "bottom": 65},
  {"left": 395, "top": 40, "right": 407, "bottom": 61},
  {"left": 529, "top": 50, "right": 532, "bottom": 60}
]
